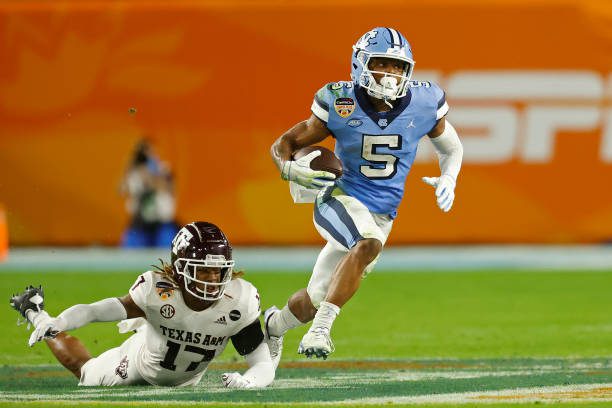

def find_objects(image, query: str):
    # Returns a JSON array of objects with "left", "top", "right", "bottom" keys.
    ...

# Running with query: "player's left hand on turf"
[
  {"left": 221, "top": 372, "right": 254, "bottom": 388},
  {"left": 28, "top": 317, "right": 63, "bottom": 347},
  {"left": 422, "top": 175, "right": 456, "bottom": 212}
]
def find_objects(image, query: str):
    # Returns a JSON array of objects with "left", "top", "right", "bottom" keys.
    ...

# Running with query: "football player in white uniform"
[{"left": 10, "top": 222, "right": 275, "bottom": 388}]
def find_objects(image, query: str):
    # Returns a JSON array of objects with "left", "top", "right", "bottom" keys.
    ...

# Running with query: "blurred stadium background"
[
  {"left": 0, "top": 0, "right": 611, "bottom": 250},
  {"left": 0, "top": 1, "right": 611, "bottom": 406}
]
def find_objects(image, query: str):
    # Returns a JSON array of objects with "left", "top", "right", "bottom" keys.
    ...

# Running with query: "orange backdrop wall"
[{"left": 1, "top": 1, "right": 611, "bottom": 245}]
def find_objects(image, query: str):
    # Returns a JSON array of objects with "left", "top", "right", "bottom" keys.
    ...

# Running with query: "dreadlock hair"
[{"left": 152, "top": 258, "right": 178, "bottom": 285}]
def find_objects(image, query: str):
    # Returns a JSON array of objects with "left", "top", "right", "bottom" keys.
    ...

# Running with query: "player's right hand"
[
  {"left": 28, "top": 316, "right": 64, "bottom": 347},
  {"left": 281, "top": 150, "right": 336, "bottom": 189},
  {"left": 221, "top": 372, "right": 254, "bottom": 388}
]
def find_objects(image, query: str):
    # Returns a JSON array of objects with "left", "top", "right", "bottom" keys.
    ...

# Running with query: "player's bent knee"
[{"left": 353, "top": 238, "right": 382, "bottom": 263}]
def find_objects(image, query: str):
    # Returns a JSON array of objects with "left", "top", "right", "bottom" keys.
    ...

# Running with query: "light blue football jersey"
[{"left": 311, "top": 80, "right": 448, "bottom": 218}]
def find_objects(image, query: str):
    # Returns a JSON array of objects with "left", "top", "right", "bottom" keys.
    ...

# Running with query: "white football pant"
[{"left": 307, "top": 186, "right": 393, "bottom": 308}]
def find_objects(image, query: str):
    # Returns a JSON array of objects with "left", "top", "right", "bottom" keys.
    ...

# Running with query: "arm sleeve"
[
  {"left": 56, "top": 297, "right": 127, "bottom": 332},
  {"left": 242, "top": 342, "right": 275, "bottom": 387},
  {"left": 311, "top": 85, "right": 331, "bottom": 123},
  {"left": 230, "top": 318, "right": 265, "bottom": 356},
  {"left": 229, "top": 280, "right": 264, "bottom": 355},
  {"left": 429, "top": 120, "right": 463, "bottom": 181}
]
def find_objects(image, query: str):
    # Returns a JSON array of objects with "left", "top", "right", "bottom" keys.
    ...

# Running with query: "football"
[{"left": 292, "top": 146, "right": 343, "bottom": 179}]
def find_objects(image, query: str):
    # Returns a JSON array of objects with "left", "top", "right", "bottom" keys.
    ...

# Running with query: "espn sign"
[{"left": 416, "top": 71, "right": 612, "bottom": 164}]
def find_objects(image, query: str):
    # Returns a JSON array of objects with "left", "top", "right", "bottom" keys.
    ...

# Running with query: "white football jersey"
[{"left": 126, "top": 271, "right": 261, "bottom": 386}]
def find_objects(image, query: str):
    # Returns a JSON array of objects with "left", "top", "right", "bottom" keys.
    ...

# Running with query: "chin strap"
[{"left": 383, "top": 98, "right": 394, "bottom": 109}]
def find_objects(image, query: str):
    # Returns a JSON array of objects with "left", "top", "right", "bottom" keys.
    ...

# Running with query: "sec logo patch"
[
  {"left": 160, "top": 304, "right": 175, "bottom": 319},
  {"left": 334, "top": 98, "right": 355, "bottom": 118}
]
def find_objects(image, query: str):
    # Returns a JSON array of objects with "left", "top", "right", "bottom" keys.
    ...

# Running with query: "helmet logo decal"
[
  {"left": 172, "top": 227, "right": 193, "bottom": 255},
  {"left": 160, "top": 304, "right": 175, "bottom": 319},
  {"left": 356, "top": 29, "right": 378, "bottom": 50},
  {"left": 334, "top": 98, "right": 355, "bottom": 118}
]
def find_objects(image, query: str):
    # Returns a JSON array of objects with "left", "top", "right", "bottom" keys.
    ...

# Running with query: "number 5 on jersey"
[{"left": 360, "top": 134, "right": 402, "bottom": 179}]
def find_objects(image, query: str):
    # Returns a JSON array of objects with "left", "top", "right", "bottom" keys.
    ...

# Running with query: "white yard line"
[
  {"left": 2, "top": 382, "right": 612, "bottom": 405},
  {"left": 336, "top": 383, "right": 612, "bottom": 405}
]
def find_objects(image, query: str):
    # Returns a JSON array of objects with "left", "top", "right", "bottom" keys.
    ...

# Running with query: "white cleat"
[
  {"left": 298, "top": 327, "right": 334, "bottom": 359},
  {"left": 263, "top": 306, "right": 283, "bottom": 369}
]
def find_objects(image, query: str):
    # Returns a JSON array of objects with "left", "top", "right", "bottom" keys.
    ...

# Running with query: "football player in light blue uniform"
[{"left": 266, "top": 27, "right": 463, "bottom": 362}]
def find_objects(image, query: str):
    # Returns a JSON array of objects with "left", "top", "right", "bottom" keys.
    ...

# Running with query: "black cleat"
[{"left": 10, "top": 285, "right": 45, "bottom": 319}]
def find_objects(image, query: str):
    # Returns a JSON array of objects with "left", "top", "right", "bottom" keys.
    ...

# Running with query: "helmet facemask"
[
  {"left": 174, "top": 254, "right": 235, "bottom": 301},
  {"left": 354, "top": 50, "right": 415, "bottom": 102}
]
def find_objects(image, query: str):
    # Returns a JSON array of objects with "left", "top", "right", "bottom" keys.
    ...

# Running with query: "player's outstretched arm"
[
  {"left": 222, "top": 342, "right": 275, "bottom": 389},
  {"left": 29, "top": 294, "right": 144, "bottom": 347},
  {"left": 422, "top": 118, "right": 464, "bottom": 212},
  {"left": 270, "top": 114, "right": 336, "bottom": 189}
]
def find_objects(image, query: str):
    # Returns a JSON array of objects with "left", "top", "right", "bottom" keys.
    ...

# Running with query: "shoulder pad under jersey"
[
  {"left": 221, "top": 278, "right": 261, "bottom": 329},
  {"left": 409, "top": 80, "right": 448, "bottom": 120},
  {"left": 128, "top": 271, "right": 155, "bottom": 310}
]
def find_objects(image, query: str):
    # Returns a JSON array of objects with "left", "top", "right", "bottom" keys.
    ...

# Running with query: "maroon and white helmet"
[{"left": 170, "top": 222, "right": 235, "bottom": 301}]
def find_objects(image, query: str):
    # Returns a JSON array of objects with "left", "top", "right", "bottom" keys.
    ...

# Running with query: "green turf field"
[{"left": 1, "top": 269, "right": 611, "bottom": 406}]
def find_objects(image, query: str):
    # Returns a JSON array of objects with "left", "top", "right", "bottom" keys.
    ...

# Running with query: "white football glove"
[
  {"left": 221, "top": 372, "right": 255, "bottom": 389},
  {"left": 27, "top": 315, "right": 64, "bottom": 347},
  {"left": 422, "top": 175, "right": 456, "bottom": 212},
  {"left": 281, "top": 150, "right": 336, "bottom": 189}
]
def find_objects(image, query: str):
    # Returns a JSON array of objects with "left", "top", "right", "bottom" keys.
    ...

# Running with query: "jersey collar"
[{"left": 354, "top": 85, "right": 412, "bottom": 129}]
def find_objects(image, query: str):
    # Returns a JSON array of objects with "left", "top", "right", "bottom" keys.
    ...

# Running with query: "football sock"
[
  {"left": 311, "top": 301, "right": 340, "bottom": 332},
  {"left": 268, "top": 304, "right": 302, "bottom": 337}
]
